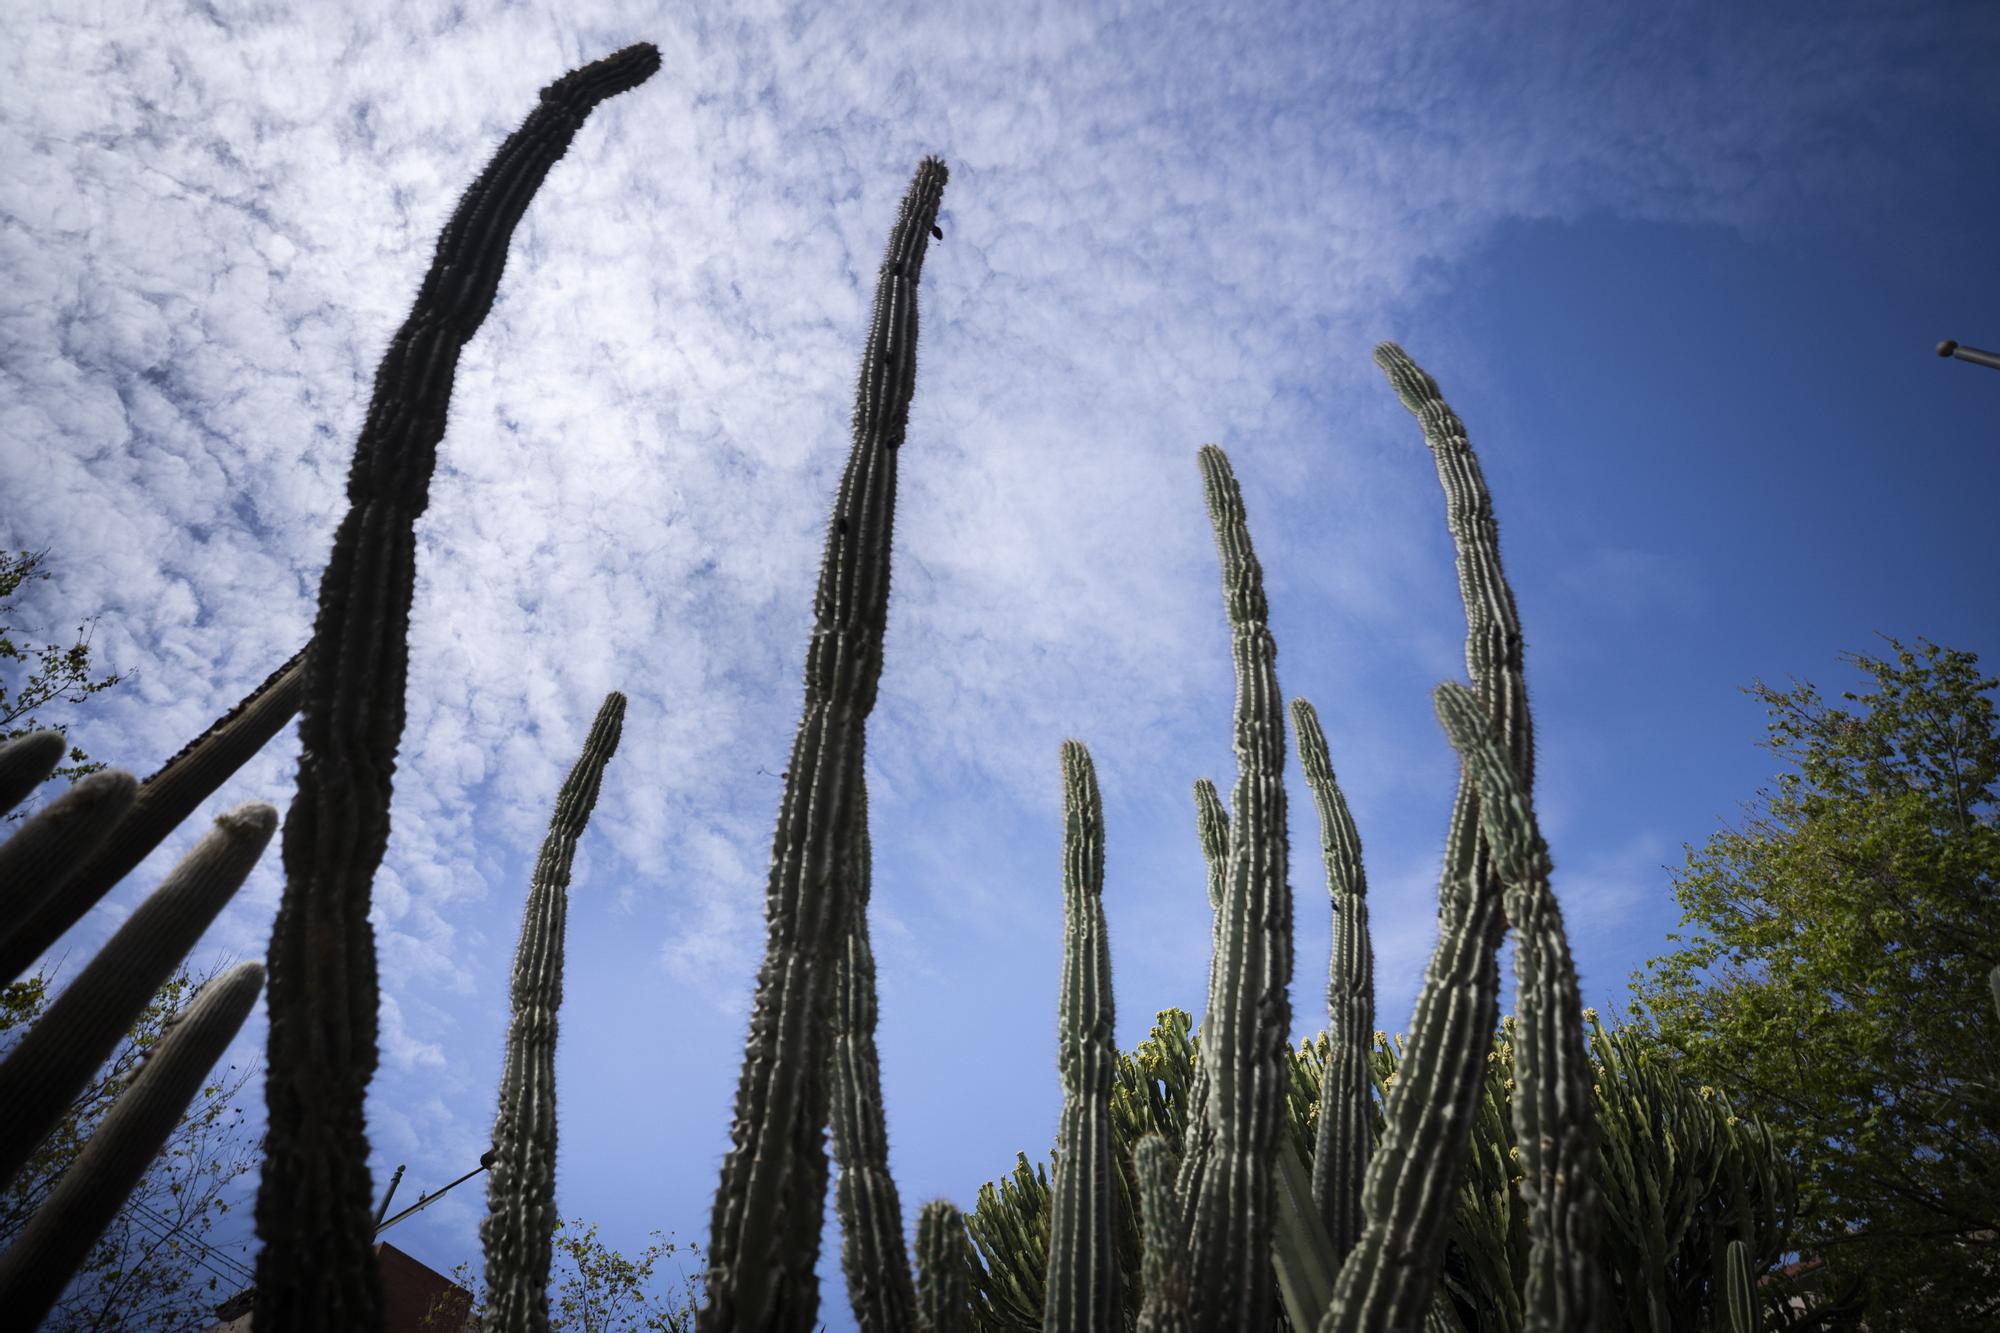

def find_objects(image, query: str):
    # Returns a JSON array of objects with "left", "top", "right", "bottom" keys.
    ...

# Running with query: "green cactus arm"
[
  {"left": 0, "top": 644, "right": 306, "bottom": 985},
  {"left": 1270, "top": 1134, "right": 1339, "bottom": 1333},
  {"left": 253, "top": 46, "right": 658, "bottom": 1333},
  {"left": 1180, "top": 445, "right": 1293, "bottom": 1333},
  {"left": 0, "top": 729, "right": 68, "bottom": 815},
  {"left": 0, "top": 960, "right": 264, "bottom": 1326},
  {"left": 1044, "top": 740, "right": 1120, "bottom": 1333},
  {"left": 698, "top": 155, "right": 947, "bottom": 1333},
  {"left": 0, "top": 769, "right": 135, "bottom": 962},
  {"left": 1172, "top": 782, "right": 1228, "bottom": 1262},
  {"left": 964, "top": 1152, "right": 1053, "bottom": 1327},
  {"left": 0, "top": 801, "right": 275, "bottom": 1191},
  {"left": 1724, "top": 1240, "right": 1755, "bottom": 1333},
  {"left": 480, "top": 690, "right": 626, "bottom": 1333},
  {"left": 1133, "top": 1136, "right": 1193, "bottom": 1333},
  {"left": 917, "top": 1200, "right": 976, "bottom": 1333},
  {"left": 828, "top": 772, "right": 922, "bottom": 1333},
  {"left": 1289, "top": 698, "right": 1376, "bottom": 1262},
  {"left": 1430, "top": 684, "right": 1602, "bottom": 1331}
]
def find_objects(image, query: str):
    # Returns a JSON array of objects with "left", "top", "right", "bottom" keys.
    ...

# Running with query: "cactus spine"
[
  {"left": 828, "top": 769, "right": 922, "bottom": 1333},
  {"left": 0, "top": 729, "right": 67, "bottom": 816},
  {"left": 0, "top": 801, "right": 276, "bottom": 1189},
  {"left": 0, "top": 643, "right": 307, "bottom": 984},
  {"left": 0, "top": 960, "right": 265, "bottom": 1327},
  {"left": 918, "top": 1200, "right": 976, "bottom": 1333},
  {"left": 252, "top": 46, "right": 658, "bottom": 1333},
  {"left": 699, "top": 155, "right": 947, "bottom": 1333},
  {"left": 1289, "top": 698, "right": 1375, "bottom": 1262},
  {"left": 1178, "top": 444, "right": 1292, "bottom": 1332},
  {"left": 480, "top": 690, "right": 627, "bottom": 1333},
  {"left": 1045, "top": 740, "right": 1120, "bottom": 1333}
]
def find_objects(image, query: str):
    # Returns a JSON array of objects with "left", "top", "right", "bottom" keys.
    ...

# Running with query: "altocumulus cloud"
[{"left": 1, "top": 0, "right": 1981, "bottom": 1315}]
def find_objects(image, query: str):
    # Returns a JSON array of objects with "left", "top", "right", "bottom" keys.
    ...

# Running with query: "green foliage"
[
  {"left": 1622, "top": 637, "right": 2000, "bottom": 1325},
  {"left": 430, "top": 1219, "right": 707, "bottom": 1333},
  {"left": 0, "top": 548, "right": 127, "bottom": 817},
  {"left": 0, "top": 963, "right": 258, "bottom": 1331}
]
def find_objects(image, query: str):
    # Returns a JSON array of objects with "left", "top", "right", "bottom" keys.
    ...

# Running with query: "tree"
[
  {"left": 0, "top": 961, "right": 261, "bottom": 1331},
  {"left": 1, "top": 547, "right": 128, "bottom": 818},
  {"left": 425, "top": 1218, "right": 707, "bottom": 1332},
  {"left": 1623, "top": 636, "right": 2000, "bottom": 1327}
]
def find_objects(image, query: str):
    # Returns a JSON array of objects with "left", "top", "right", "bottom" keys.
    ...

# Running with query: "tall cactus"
[
  {"left": 918, "top": 1200, "right": 977, "bottom": 1333},
  {"left": 252, "top": 45, "right": 658, "bottom": 1333},
  {"left": 0, "top": 644, "right": 306, "bottom": 984},
  {"left": 828, "top": 767, "right": 922, "bottom": 1333},
  {"left": 698, "top": 155, "right": 947, "bottom": 1333},
  {"left": 0, "top": 960, "right": 265, "bottom": 1327},
  {"left": 480, "top": 690, "right": 627, "bottom": 1333},
  {"left": 1046, "top": 740, "right": 1120, "bottom": 1333},
  {"left": 1289, "top": 698, "right": 1375, "bottom": 1261},
  {"left": 0, "top": 769, "right": 136, "bottom": 955},
  {"left": 1178, "top": 444, "right": 1292, "bottom": 1332},
  {"left": 0, "top": 729, "right": 68, "bottom": 816},
  {"left": 0, "top": 801, "right": 276, "bottom": 1190}
]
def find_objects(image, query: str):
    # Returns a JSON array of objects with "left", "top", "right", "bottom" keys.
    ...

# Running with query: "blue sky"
[{"left": 4, "top": 0, "right": 1998, "bottom": 1326}]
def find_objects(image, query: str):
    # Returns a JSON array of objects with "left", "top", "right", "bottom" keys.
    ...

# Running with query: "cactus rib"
[
  {"left": 252, "top": 45, "right": 658, "bottom": 1333},
  {"left": 0, "top": 801, "right": 275, "bottom": 1191},
  {"left": 828, "top": 770, "right": 922, "bottom": 1333},
  {"left": 0, "top": 644, "right": 307, "bottom": 985},
  {"left": 698, "top": 155, "right": 947, "bottom": 1333},
  {"left": 480, "top": 690, "right": 627, "bottom": 1333},
  {"left": 1180, "top": 444, "right": 1292, "bottom": 1333},
  {"left": 1290, "top": 698, "right": 1375, "bottom": 1262},
  {"left": 1045, "top": 740, "right": 1120, "bottom": 1333},
  {"left": 0, "top": 961, "right": 265, "bottom": 1327}
]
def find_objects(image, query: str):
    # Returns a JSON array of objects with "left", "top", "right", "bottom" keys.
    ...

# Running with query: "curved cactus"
[
  {"left": 1178, "top": 444, "right": 1292, "bottom": 1332},
  {"left": 698, "top": 154, "right": 947, "bottom": 1333},
  {"left": 0, "top": 801, "right": 276, "bottom": 1190},
  {"left": 0, "top": 729, "right": 68, "bottom": 815},
  {"left": 480, "top": 690, "right": 627, "bottom": 1333},
  {"left": 1132, "top": 1137, "right": 1192, "bottom": 1333},
  {"left": 253, "top": 45, "right": 659, "bottom": 1332},
  {"left": 1046, "top": 740, "right": 1120, "bottom": 1333},
  {"left": 0, "top": 960, "right": 265, "bottom": 1327},
  {"left": 918, "top": 1200, "right": 977, "bottom": 1333},
  {"left": 0, "top": 644, "right": 306, "bottom": 985},
  {"left": 828, "top": 769, "right": 922, "bottom": 1333},
  {"left": 0, "top": 769, "right": 135, "bottom": 954},
  {"left": 1430, "top": 683, "right": 1602, "bottom": 1330},
  {"left": 1289, "top": 698, "right": 1374, "bottom": 1261}
]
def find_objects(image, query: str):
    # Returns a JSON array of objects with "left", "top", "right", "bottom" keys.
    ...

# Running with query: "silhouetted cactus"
[
  {"left": 1289, "top": 698, "right": 1374, "bottom": 1262},
  {"left": 0, "top": 960, "right": 265, "bottom": 1327},
  {"left": 0, "top": 801, "right": 275, "bottom": 1190},
  {"left": 698, "top": 154, "right": 947, "bottom": 1333},
  {"left": 918, "top": 1200, "right": 977, "bottom": 1333},
  {"left": 828, "top": 770, "right": 922, "bottom": 1333},
  {"left": 0, "top": 643, "right": 306, "bottom": 984},
  {"left": 1177, "top": 444, "right": 1293, "bottom": 1332},
  {"left": 1047, "top": 740, "right": 1120, "bottom": 1333},
  {"left": 0, "top": 729, "right": 67, "bottom": 815},
  {"left": 480, "top": 690, "right": 627, "bottom": 1333},
  {"left": 0, "top": 769, "right": 135, "bottom": 964},
  {"left": 252, "top": 44, "right": 659, "bottom": 1333}
]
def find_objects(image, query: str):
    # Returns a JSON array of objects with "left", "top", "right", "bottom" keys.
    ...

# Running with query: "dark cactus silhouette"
[
  {"left": 0, "top": 729, "right": 68, "bottom": 815},
  {"left": 252, "top": 44, "right": 659, "bottom": 1332},
  {"left": 697, "top": 154, "right": 947, "bottom": 1333},
  {"left": 480, "top": 690, "right": 628, "bottom": 1333}
]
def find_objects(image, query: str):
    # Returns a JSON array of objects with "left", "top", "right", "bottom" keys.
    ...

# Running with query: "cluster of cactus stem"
[{"left": 3, "top": 33, "right": 1931, "bottom": 1333}]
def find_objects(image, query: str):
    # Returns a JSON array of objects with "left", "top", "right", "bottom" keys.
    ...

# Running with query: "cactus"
[
  {"left": 479, "top": 690, "right": 627, "bottom": 1333},
  {"left": 0, "top": 960, "right": 265, "bottom": 1326},
  {"left": 0, "top": 643, "right": 306, "bottom": 984},
  {"left": 828, "top": 768, "right": 922, "bottom": 1333},
  {"left": 0, "top": 801, "right": 276, "bottom": 1190},
  {"left": 0, "top": 769, "right": 136, "bottom": 957},
  {"left": 918, "top": 1200, "right": 977, "bottom": 1333},
  {"left": 698, "top": 154, "right": 947, "bottom": 1333},
  {"left": 0, "top": 729, "right": 68, "bottom": 815},
  {"left": 252, "top": 45, "right": 659, "bottom": 1333},
  {"left": 1289, "top": 699, "right": 1374, "bottom": 1261},
  {"left": 1046, "top": 740, "right": 1121, "bottom": 1333},
  {"left": 1132, "top": 1137, "right": 1192, "bottom": 1333},
  {"left": 1176, "top": 444, "right": 1292, "bottom": 1332},
  {"left": 1724, "top": 1240, "right": 1755, "bottom": 1333}
]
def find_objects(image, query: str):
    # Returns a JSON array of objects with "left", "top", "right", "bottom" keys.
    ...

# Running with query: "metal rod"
[
  {"left": 372, "top": 1163, "right": 406, "bottom": 1231},
  {"left": 372, "top": 1150, "right": 495, "bottom": 1236},
  {"left": 1937, "top": 339, "right": 2000, "bottom": 372}
]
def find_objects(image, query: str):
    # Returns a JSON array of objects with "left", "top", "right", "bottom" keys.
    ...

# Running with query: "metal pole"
[
  {"left": 372, "top": 1163, "right": 407, "bottom": 1231},
  {"left": 372, "top": 1149, "right": 496, "bottom": 1236},
  {"left": 1937, "top": 339, "right": 2000, "bottom": 372}
]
